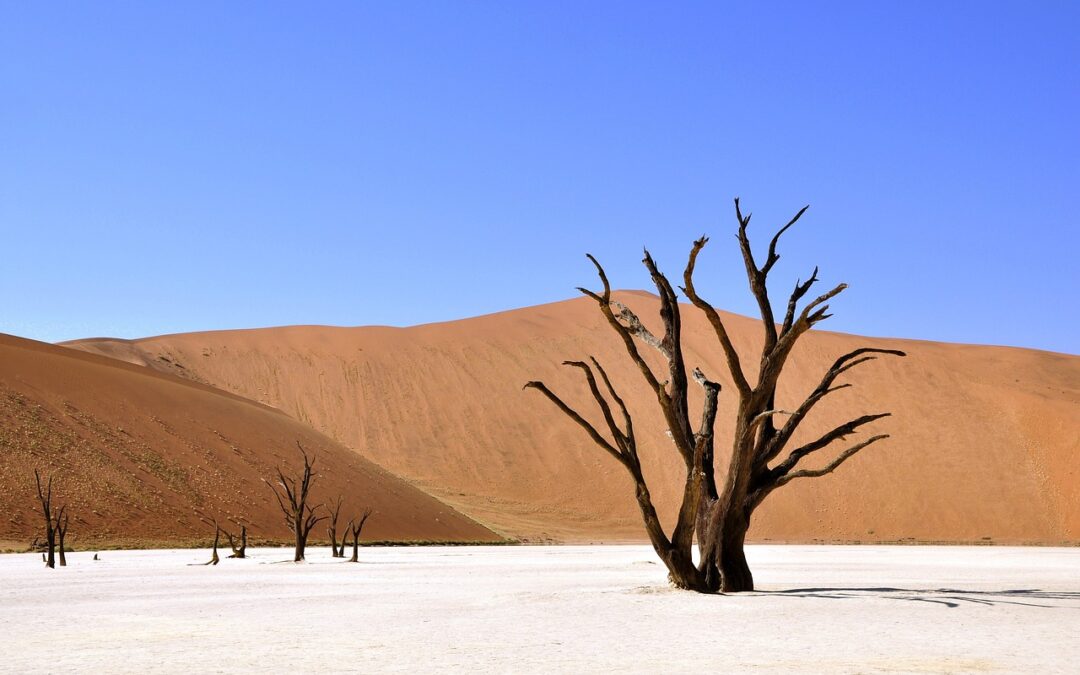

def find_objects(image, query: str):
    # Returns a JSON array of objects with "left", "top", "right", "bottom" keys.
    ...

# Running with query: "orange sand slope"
[
  {"left": 0, "top": 333, "right": 501, "bottom": 548},
  {"left": 66, "top": 292, "right": 1080, "bottom": 544}
]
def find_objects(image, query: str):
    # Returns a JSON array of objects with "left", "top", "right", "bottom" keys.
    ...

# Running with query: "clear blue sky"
[{"left": 2, "top": 2, "right": 1077, "bottom": 353}]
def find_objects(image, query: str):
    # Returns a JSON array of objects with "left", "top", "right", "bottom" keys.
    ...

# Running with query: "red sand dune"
[
  {"left": 65, "top": 292, "right": 1080, "bottom": 544},
  {"left": 0, "top": 333, "right": 501, "bottom": 549}
]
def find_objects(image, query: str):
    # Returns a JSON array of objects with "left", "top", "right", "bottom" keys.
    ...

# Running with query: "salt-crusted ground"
[{"left": 1, "top": 545, "right": 1077, "bottom": 673}]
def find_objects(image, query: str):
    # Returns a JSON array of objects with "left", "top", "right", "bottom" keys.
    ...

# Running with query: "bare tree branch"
[
  {"left": 579, "top": 254, "right": 668, "bottom": 401},
  {"left": 590, "top": 357, "right": 636, "bottom": 456},
  {"left": 771, "top": 413, "right": 892, "bottom": 480},
  {"left": 682, "top": 237, "right": 751, "bottom": 395},
  {"left": 758, "top": 348, "right": 906, "bottom": 468},
  {"left": 611, "top": 301, "right": 669, "bottom": 359},
  {"left": 762, "top": 205, "right": 809, "bottom": 276},
  {"left": 774, "top": 435, "right": 890, "bottom": 487},
  {"left": 523, "top": 381, "right": 626, "bottom": 465},
  {"left": 781, "top": 267, "right": 818, "bottom": 335}
]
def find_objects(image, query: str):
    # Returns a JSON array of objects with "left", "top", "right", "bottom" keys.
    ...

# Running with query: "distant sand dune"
[{"left": 64, "top": 292, "right": 1080, "bottom": 544}]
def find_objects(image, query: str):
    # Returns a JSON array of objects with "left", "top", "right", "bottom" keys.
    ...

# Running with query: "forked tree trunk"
[
  {"left": 347, "top": 509, "right": 372, "bottom": 563},
  {"left": 34, "top": 470, "right": 57, "bottom": 569},
  {"left": 225, "top": 525, "right": 247, "bottom": 558}
]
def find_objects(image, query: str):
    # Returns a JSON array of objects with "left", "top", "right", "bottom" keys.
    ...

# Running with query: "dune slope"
[
  {"left": 65, "top": 293, "right": 1080, "bottom": 544},
  {"left": 0, "top": 333, "right": 500, "bottom": 549}
]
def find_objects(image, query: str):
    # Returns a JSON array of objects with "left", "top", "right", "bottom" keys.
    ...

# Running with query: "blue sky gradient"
[{"left": 2, "top": 2, "right": 1077, "bottom": 353}]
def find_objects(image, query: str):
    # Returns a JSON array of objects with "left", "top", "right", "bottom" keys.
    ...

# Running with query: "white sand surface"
[{"left": 1, "top": 545, "right": 1077, "bottom": 673}]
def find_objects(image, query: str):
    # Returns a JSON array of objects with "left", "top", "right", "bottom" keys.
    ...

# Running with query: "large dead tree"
[
  {"left": 266, "top": 442, "right": 326, "bottom": 562},
  {"left": 346, "top": 509, "right": 373, "bottom": 563},
  {"left": 526, "top": 199, "right": 904, "bottom": 592}
]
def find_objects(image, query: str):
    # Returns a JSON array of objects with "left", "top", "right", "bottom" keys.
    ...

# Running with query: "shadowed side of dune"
[{"left": 0, "top": 333, "right": 502, "bottom": 549}]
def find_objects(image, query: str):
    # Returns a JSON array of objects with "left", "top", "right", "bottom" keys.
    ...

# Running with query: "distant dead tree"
[
  {"left": 223, "top": 524, "right": 248, "bottom": 559},
  {"left": 327, "top": 497, "right": 345, "bottom": 558},
  {"left": 55, "top": 507, "right": 70, "bottom": 567},
  {"left": 526, "top": 199, "right": 905, "bottom": 593},
  {"left": 33, "top": 469, "right": 63, "bottom": 569},
  {"left": 346, "top": 509, "right": 373, "bottom": 563},
  {"left": 266, "top": 442, "right": 326, "bottom": 562},
  {"left": 204, "top": 525, "right": 221, "bottom": 566}
]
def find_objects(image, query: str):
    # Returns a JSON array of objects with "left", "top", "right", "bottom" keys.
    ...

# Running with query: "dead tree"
[
  {"left": 327, "top": 497, "right": 345, "bottom": 558},
  {"left": 346, "top": 509, "right": 373, "bottom": 563},
  {"left": 266, "top": 442, "right": 326, "bottom": 562},
  {"left": 223, "top": 524, "right": 248, "bottom": 558},
  {"left": 55, "top": 506, "right": 70, "bottom": 567},
  {"left": 526, "top": 199, "right": 904, "bottom": 593},
  {"left": 33, "top": 469, "right": 57, "bottom": 569},
  {"left": 205, "top": 526, "right": 221, "bottom": 565}
]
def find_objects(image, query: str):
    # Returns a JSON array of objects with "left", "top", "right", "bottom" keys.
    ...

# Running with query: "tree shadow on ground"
[{"left": 760, "top": 587, "right": 1080, "bottom": 608}]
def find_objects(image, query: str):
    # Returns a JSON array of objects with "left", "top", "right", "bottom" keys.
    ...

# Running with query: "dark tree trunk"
[
  {"left": 205, "top": 527, "right": 221, "bottom": 566},
  {"left": 225, "top": 525, "right": 247, "bottom": 558},
  {"left": 347, "top": 510, "right": 372, "bottom": 563},
  {"left": 56, "top": 521, "right": 68, "bottom": 567},
  {"left": 43, "top": 529, "right": 56, "bottom": 569},
  {"left": 294, "top": 525, "right": 306, "bottom": 562},
  {"left": 328, "top": 497, "right": 344, "bottom": 558},
  {"left": 34, "top": 470, "right": 56, "bottom": 569},
  {"left": 719, "top": 520, "right": 753, "bottom": 592},
  {"left": 349, "top": 534, "right": 360, "bottom": 562}
]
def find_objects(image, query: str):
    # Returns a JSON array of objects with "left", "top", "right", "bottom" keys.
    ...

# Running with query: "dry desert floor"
[{"left": 2, "top": 545, "right": 1078, "bottom": 673}]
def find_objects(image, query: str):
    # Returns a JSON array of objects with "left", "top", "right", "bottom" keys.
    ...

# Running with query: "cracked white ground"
[{"left": 2, "top": 545, "right": 1078, "bottom": 673}]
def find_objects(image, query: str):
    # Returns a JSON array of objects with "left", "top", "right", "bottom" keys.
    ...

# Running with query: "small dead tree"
[
  {"left": 346, "top": 509, "right": 373, "bottom": 563},
  {"left": 33, "top": 469, "right": 57, "bottom": 569},
  {"left": 205, "top": 526, "right": 221, "bottom": 566},
  {"left": 327, "top": 497, "right": 345, "bottom": 558},
  {"left": 527, "top": 199, "right": 905, "bottom": 593},
  {"left": 55, "top": 505, "right": 70, "bottom": 567},
  {"left": 223, "top": 524, "right": 248, "bottom": 559},
  {"left": 266, "top": 442, "right": 326, "bottom": 562}
]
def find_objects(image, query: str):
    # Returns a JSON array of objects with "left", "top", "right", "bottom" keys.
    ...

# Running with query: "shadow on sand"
[{"left": 761, "top": 587, "right": 1080, "bottom": 609}]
